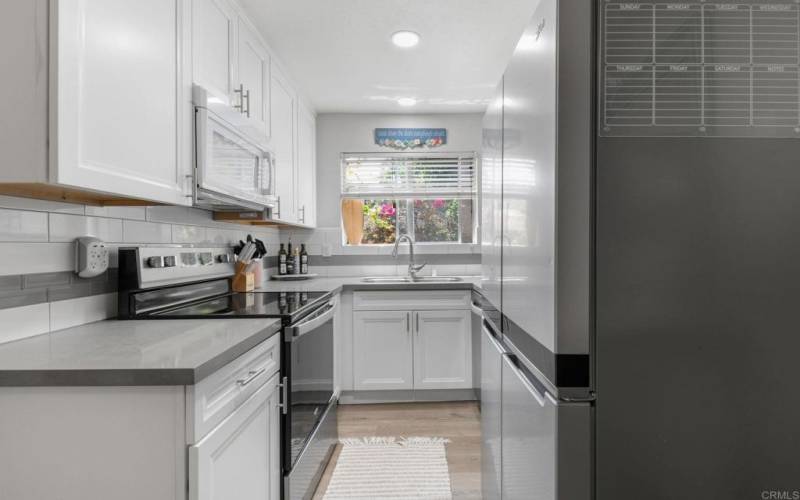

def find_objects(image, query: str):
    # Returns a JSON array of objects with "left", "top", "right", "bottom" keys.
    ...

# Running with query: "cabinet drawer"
[
  {"left": 188, "top": 334, "right": 280, "bottom": 442},
  {"left": 353, "top": 290, "right": 470, "bottom": 311}
]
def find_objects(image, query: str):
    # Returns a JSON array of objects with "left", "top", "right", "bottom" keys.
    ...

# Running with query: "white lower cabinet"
[
  {"left": 352, "top": 291, "right": 472, "bottom": 392},
  {"left": 413, "top": 310, "right": 472, "bottom": 390},
  {"left": 190, "top": 372, "right": 281, "bottom": 500},
  {"left": 353, "top": 310, "right": 413, "bottom": 390}
]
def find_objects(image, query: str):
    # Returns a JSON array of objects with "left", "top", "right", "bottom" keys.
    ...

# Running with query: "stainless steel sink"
[{"left": 361, "top": 276, "right": 463, "bottom": 283}]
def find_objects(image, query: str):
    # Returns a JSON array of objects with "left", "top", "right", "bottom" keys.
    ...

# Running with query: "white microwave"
[{"left": 193, "top": 86, "right": 276, "bottom": 211}]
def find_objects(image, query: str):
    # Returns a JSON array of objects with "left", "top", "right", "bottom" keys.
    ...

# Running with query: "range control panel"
[{"left": 132, "top": 247, "right": 236, "bottom": 288}]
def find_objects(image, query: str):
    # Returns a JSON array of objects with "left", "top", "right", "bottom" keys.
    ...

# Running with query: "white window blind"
[{"left": 341, "top": 152, "right": 476, "bottom": 199}]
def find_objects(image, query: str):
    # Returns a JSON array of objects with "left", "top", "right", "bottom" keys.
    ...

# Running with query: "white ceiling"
[{"left": 238, "top": 0, "right": 537, "bottom": 114}]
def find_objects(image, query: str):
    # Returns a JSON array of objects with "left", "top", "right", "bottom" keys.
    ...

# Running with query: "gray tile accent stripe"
[
  {"left": 0, "top": 269, "right": 119, "bottom": 311},
  {"left": 308, "top": 253, "right": 480, "bottom": 266}
]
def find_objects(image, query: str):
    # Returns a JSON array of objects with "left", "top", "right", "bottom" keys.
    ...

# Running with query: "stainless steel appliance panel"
[
  {"left": 500, "top": 353, "right": 556, "bottom": 500},
  {"left": 286, "top": 300, "right": 336, "bottom": 469},
  {"left": 481, "top": 80, "right": 504, "bottom": 316},
  {"left": 286, "top": 399, "right": 337, "bottom": 500},
  {"left": 501, "top": 0, "right": 558, "bottom": 353},
  {"left": 480, "top": 323, "right": 504, "bottom": 500}
]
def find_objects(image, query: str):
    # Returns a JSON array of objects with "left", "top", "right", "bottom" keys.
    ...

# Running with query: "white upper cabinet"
[
  {"left": 192, "top": 0, "right": 235, "bottom": 104},
  {"left": 52, "top": 0, "right": 192, "bottom": 205},
  {"left": 296, "top": 102, "right": 316, "bottom": 227},
  {"left": 235, "top": 18, "right": 270, "bottom": 138},
  {"left": 270, "top": 63, "right": 297, "bottom": 223}
]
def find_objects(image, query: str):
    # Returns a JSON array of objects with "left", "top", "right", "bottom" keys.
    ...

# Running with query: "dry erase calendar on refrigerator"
[{"left": 599, "top": 0, "right": 800, "bottom": 137}]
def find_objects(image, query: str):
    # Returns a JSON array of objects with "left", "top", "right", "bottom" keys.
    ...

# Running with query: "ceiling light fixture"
[
  {"left": 391, "top": 30, "right": 420, "bottom": 48},
  {"left": 397, "top": 97, "right": 417, "bottom": 107}
]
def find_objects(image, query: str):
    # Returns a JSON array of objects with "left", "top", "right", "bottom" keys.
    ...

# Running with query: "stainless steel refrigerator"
[{"left": 480, "top": 0, "right": 800, "bottom": 499}]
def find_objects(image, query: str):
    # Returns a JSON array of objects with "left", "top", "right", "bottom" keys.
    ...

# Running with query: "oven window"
[{"left": 289, "top": 315, "right": 334, "bottom": 467}]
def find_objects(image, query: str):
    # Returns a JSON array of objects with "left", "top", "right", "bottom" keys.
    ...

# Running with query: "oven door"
[
  {"left": 284, "top": 299, "right": 337, "bottom": 473},
  {"left": 194, "top": 105, "right": 276, "bottom": 211}
]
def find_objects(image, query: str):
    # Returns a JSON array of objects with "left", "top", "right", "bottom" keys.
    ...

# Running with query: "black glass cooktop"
[{"left": 152, "top": 291, "right": 330, "bottom": 320}]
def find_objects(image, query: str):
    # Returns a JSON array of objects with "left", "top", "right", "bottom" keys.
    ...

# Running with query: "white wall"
[{"left": 315, "top": 113, "right": 483, "bottom": 228}]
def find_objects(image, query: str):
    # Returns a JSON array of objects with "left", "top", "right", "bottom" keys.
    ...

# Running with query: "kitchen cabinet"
[
  {"left": 353, "top": 310, "right": 413, "bottom": 390},
  {"left": 296, "top": 102, "right": 317, "bottom": 227},
  {"left": 270, "top": 63, "right": 297, "bottom": 223},
  {"left": 413, "top": 310, "right": 472, "bottom": 390},
  {"left": 192, "top": 0, "right": 235, "bottom": 104},
  {"left": 235, "top": 18, "right": 270, "bottom": 138},
  {"left": 0, "top": 0, "right": 193, "bottom": 206},
  {"left": 0, "top": 335, "right": 282, "bottom": 500},
  {"left": 190, "top": 373, "right": 280, "bottom": 500},
  {"left": 352, "top": 291, "right": 472, "bottom": 392}
]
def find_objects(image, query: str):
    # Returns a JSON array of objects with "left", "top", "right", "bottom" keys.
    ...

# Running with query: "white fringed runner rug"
[{"left": 322, "top": 437, "right": 453, "bottom": 499}]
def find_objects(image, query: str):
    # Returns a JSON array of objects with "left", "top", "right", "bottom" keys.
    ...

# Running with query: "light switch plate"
[{"left": 75, "top": 237, "right": 109, "bottom": 278}]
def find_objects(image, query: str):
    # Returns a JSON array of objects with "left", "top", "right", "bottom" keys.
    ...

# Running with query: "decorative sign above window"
[{"left": 374, "top": 128, "right": 447, "bottom": 149}]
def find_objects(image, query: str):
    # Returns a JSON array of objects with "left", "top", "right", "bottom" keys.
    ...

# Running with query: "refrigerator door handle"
[{"left": 502, "top": 353, "right": 545, "bottom": 407}]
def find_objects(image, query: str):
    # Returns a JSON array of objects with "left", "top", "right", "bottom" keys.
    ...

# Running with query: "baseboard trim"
[{"left": 339, "top": 388, "right": 478, "bottom": 405}]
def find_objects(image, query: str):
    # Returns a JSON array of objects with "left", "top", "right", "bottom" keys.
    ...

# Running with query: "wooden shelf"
[{"left": 0, "top": 183, "right": 161, "bottom": 206}]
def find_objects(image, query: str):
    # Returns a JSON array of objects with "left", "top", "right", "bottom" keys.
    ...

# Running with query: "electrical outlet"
[{"left": 75, "top": 237, "right": 109, "bottom": 278}]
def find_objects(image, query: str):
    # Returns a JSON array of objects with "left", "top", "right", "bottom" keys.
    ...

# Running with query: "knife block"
[{"left": 232, "top": 262, "right": 255, "bottom": 292}]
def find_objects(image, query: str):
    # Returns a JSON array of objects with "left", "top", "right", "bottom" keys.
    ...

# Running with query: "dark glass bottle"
[
  {"left": 300, "top": 244, "right": 308, "bottom": 274},
  {"left": 286, "top": 241, "right": 295, "bottom": 275},
  {"left": 278, "top": 244, "right": 287, "bottom": 275}
]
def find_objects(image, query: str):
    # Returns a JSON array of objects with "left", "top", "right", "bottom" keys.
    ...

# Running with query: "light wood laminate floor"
[{"left": 313, "top": 401, "right": 482, "bottom": 499}]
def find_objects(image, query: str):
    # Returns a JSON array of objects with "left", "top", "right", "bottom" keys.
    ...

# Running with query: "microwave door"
[{"left": 194, "top": 110, "right": 275, "bottom": 210}]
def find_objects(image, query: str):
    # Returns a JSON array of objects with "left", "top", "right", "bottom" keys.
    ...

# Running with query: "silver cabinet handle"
[
  {"left": 233, "top": 84, "right": 244, "bottom": 113},
  {"left": 406, "top": 312, "right": 410, "bottom": 334},
  {"left": 278, "top": 376, "right": 288, "bottom": 415},
  {"left": 415, "top": 312, "right": 420, "bottom": 334},
  {"left": 244, "top": 89, "right": 251, "bottom": 117},
  {"left": 273, "top": 197, "right": 281, "bottom": 218},
  {"left": 236, "top": 367, "right": 266, "bottom": 387}
]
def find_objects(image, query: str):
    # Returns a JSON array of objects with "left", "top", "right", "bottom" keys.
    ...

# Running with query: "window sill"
[{"left": 339, "top": 243, "right": 479, "bottom": 255}]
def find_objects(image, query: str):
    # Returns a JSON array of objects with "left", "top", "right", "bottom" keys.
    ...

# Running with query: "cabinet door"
[
  {"left": 236, "top": 18, "right": 270, "bottom": 138},
  {"left": 296, "top": 102, "right": 316, "bottom": 227},
  {"left": 53, "top": 0, "right": 191, "bottom": 205},
  {"left": 269, "top": 64, "right": 297, "bottom": 222},
  {"left": 192, "top": 0, "right": 235, "bottom": 103},
  {"left": 413, "top": 310, "right": 472, "bottom": 389},
  {"left": 190, "top": 374, "right": 280, "bottom": 500},
  {"left": 353, "top": 311, "right": 413, "bottom": 390}
]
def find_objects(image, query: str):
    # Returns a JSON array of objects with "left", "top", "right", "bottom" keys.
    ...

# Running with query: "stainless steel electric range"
[{"left": 117, "top": 246, "right": 337, "bottom": 500}]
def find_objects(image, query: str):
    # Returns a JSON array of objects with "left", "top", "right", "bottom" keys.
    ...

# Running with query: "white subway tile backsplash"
[
  {"left": 0, "top": 208, "right": 49, "bottom": 242},
  {"left": 49, "top": 293, "right": 117, "bottom": 332},
  {"left": 147, "top": 205, "right": 218, "bottom": 226},
  {"left": 122, "top": 220, "right": 172, "bottom": 243},
  {"left": 172, "top": 225, "right": 207, "bottom": 244},
  {"left": 0, "top": 243, "right": 73, "bottom": 276},
  {"left": 49, "top": 214, "right": 124, "bottom": 243},
  {"left": 0, "top": 195, "right": 84, "bottom": 215},
  {"left": 84, "top": 206, "right": 147, "bottom": 220},
  {"left": 0, "top": 303, "right": 51, "bottom": 344}
]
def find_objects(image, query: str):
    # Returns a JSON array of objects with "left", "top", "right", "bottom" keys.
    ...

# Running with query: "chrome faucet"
[{"left": 392, "top": 234, "right": 427, "bottom": 280}]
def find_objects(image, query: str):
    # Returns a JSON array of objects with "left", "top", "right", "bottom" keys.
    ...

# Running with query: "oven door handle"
[{"left": 291, "top": 299, "right": 336, "bottom": 340}]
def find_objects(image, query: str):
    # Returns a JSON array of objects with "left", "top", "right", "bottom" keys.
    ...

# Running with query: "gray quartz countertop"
[
  {"left": 0, "top": 318, "right": 281, "bottom": 387},
  {"left": 258, "top": 275, "right": 482, "bottom": 294}
]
